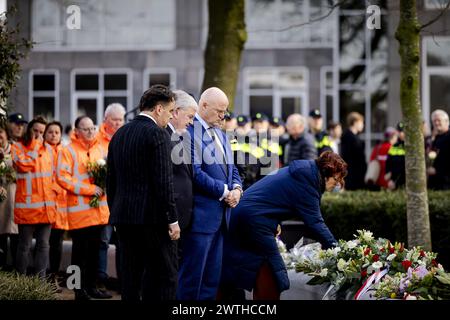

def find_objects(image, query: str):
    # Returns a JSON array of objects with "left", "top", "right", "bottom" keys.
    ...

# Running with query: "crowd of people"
[{"left": 0, "top": 83, "right": 449, "bottom": 301}]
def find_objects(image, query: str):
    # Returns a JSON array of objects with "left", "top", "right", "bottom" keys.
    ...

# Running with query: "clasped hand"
[{"left": 224, "top": 189, "right": 241, "bottom": 208}]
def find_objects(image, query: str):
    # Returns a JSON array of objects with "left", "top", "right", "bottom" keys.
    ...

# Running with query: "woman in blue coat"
[{"left": 221, "top": 151, "right": 347, "bottom": 300}]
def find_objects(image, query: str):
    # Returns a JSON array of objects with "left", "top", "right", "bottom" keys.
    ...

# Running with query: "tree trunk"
[
  {"left": 202, "top": 0, "right": 247, "bottom": 111},
  {"left": 395, "top": 0, "right": 431, "bottom": 250}
]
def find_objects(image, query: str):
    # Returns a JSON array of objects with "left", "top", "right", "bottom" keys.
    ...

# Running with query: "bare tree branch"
[
  {"left": 420, "top": 0, "right": 450, "bottom": 30},
  {"left": 248, "top": 0, "right": 350, "bottom": 33}
]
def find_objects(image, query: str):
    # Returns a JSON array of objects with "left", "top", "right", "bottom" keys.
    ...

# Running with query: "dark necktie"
[{"left": 209, "top": 127, "right": 228, "bottom": 175}]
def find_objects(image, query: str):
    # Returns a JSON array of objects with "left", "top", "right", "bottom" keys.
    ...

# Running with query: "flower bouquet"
[
  {"left": 86, "top": 158, "right": 107, "bottom": 208},
  {"left": 0, "top": 152, "right": 16, "bottom": 202},
  {"left": 287, "top": 230, "right": 450, "bottom": 300}
]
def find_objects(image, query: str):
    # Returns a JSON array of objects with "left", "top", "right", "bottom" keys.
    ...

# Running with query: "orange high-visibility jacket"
[
  {"left": 56, "top": 136, "right": 109, "bottom": 230},
  {"left": 97, "top": 123, "right": 112, "bottom": 151},
  {"left": 48, "top": 143, "right": 68, "bottom": 230},
  {"left": 11, "top": 139, "right": 57, "bottom": 225}
]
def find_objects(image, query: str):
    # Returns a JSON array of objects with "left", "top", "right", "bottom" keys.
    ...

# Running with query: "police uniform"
[{"left": 309, "top": 109, "right": 333, "bottom": 155}]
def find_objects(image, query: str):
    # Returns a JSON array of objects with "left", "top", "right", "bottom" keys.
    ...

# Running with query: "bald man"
[{"left": 177, "top": 87, "right": 243, "bottom": 300}]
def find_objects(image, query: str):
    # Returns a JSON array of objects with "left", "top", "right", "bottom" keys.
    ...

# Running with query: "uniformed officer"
[{"left": 308, "top": 109, "right": 333, "bottom": 156}]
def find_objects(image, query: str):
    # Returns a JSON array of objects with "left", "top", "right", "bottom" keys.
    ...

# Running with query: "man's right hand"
[
  {"left": 168, "top": 223, "right": 180, "bottom": 241},
  {"left": 94, "top": 186, "right": 104, "bottom": 197}
]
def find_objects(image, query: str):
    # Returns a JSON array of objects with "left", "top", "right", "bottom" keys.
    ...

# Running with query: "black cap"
[
  {"left": 270, "top": 116, "right": 285, "bottom": 127},
  {"left": 309, "top": 109, "right": 322, "bottom": 118},
  {"left": 252, "top": 112, "right": 269, "bottom": 122},
  {"left": 236, "top": 115, "right": 251, "bottom": 126},
  {"left": 397, "top": 121, "right": 405, "bottom": 132},
  {"left": 7, "top": 113, "right": 28, "bottom": 124},
  {"left": 224, "top": 112, "right": 235, "bottom": 121}
]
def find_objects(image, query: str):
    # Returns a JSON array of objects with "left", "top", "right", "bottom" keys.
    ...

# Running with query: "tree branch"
[
  {"left": 248, "top": 0, "right": 350, "bottom": 33},
  {"left": 420, "top": 0, "right": 450, "bottom": 30}
]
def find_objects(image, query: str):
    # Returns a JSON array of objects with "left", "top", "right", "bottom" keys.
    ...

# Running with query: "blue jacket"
[
  {"left": 187, "top": 117, "right": 242, "bottom": 234},
  {"left": 222, "top": 159, "right": 336, "bottom": 292}
]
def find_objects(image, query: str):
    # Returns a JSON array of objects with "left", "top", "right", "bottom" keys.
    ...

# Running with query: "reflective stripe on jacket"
[
  {"left": 56, "top": 136, "right": 109, "bottom": 230},
  {"left": 49, "top": 143, "right": 69, "bottom": 230},
  {"left": 11, "top": 139, "right": 56, "bottom": 225}
]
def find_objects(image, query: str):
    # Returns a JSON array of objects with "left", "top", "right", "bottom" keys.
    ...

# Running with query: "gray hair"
[
  {"left": 173, "top": 90, "right": 198, "bottom": 111},
  {"left": 286, "top": 113, "right": 306, "bottom": 129},
  {"left": 431, "top": 109, "right": 449, "bottom": 122},
  {"left": 104, "top": 103, "right": 126, "bottom": 119}
]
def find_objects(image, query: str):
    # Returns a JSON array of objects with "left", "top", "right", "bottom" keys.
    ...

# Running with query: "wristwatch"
[{"left": 233, "top": 185, "right": 243, "bottom": 198}]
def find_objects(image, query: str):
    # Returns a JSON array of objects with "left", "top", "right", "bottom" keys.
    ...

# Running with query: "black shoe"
[
  {"left": 74, "top": 289, "right": 92, "bottom": 301},
  {"left": 87, "top": 288, "right": 112, "bottom": 299}
]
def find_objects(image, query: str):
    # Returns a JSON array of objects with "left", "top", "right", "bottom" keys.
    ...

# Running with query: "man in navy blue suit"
[{"left": 177, "top": 87, "right": 243, "bottom": 300}]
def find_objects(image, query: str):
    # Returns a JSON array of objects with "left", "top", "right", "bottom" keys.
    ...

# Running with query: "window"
[
  {"left": 71, "top": 69, "right": 132, "bottom": 125},
  {"left": 245, "top": 0, "right": 337, "bottom": 48},
  {"left": 243, "top": 68, "right": 308, "bottom": 120},
  {"left": 32, "top": 0, "right": 175, "bottom": 51},
  {"left": 320, "top": 67, "right": 335, "bottom": 125},
  {"left": 424, "top": 0, "right": 450, "bottom": 9},
  {"left": 29, "top": 70, "right": 59, "bottom": 121},
  {"left": 143, "top": 69, "right": 176, "bottom": 91},
  {"left": 423, "top": 37, "right": 450, "bottom": 128}
]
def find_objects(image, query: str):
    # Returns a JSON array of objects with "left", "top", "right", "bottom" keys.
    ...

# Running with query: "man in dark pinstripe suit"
[{"left": 106, "top": 84, "right": 180, "bottom": 301}]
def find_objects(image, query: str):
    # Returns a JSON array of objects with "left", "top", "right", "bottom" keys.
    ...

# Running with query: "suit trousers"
[
  {"left": 116, "top": 224, "right": 178, "bottom": 301},
  {"left": 177, "top": 227, "right": 224, "bottom": 300}
]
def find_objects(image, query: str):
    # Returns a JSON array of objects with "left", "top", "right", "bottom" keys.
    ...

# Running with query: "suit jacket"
[
  {"left": 166, "top": 126, "right": 193, "bottom": 230},
  {"left": 106, "top": 115, "right": 177, "bottom": 226},
  {"left": 187, "top": 116, "right": 242, "bottom": 234}
]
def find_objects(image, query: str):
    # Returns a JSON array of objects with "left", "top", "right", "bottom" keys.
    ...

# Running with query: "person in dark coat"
[
  {"left": 221, "top": 151, "right": 347, "bottom": 300},
  {"left": 106, "top": 85, "right": 180, "bottom": 301},
  {"left": 341, "top": 112, "right": 366, "bottom": 190},
  {"left": 428, "top": 109, "right": 450, "bottom": 190},
  {"left": 283, "top": 113, "right": 317, "bottom": 165},
  {"left": 166, "top": 90, "right": 197, "bottom": 259}
]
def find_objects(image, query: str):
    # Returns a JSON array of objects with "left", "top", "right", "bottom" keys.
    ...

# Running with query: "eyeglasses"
[{"left": 78, "top": 127, "right": 96, "bottom": 133}]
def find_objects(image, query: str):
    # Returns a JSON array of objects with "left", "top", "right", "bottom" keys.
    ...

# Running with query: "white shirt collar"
[
  {"left": 168, "top": 122, "right": 176, "bottom": 133},
  {"left": 139, "top": 112, "right": 157, "bottom": 125},
  {"left": 195, "top": 113, "right": 212, "bottom": 130}
]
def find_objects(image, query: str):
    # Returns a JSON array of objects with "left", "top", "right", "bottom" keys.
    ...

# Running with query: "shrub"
[{"left": 0, "top": 271, "right": 58, "bottom": 300}]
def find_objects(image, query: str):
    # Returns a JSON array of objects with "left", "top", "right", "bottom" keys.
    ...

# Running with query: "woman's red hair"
[{"left": 316, "top": 151, "right": 348, "bottom": 187}]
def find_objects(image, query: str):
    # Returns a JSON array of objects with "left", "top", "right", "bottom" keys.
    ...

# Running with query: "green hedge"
[
  {"left": 0, "top": 271, "right": 57, "bottom": 300},
  {"left": 320, "top": 190, "right": 450, "bottom": 269}
]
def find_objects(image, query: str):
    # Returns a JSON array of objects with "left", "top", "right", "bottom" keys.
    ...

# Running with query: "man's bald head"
[{"left": 198, "top": 87, "right": 229, "bottom": 128}]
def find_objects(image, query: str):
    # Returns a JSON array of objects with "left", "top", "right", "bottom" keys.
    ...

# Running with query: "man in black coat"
[
  {"left": 428, "top": 109, "right": 450, "bottom": 190},
  {"left": 283, "top": 113, "right": 317, "bottom": 166},
  {"left": 106, "top": 85, "right": 180, "bottom": 301},
  {"left": 166, "top": 90, "right": 197, "bottom": 257}
]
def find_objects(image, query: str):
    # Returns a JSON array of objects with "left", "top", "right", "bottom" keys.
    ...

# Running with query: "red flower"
[
  {"left": 361, "top": 269, "right": 367, "bottom": 278},
  {"left": 364, "top": 248, "right": 371, "bottom": 256},
  {"left": 432, "top": 259, "right": 438, "bottom": 267},
  {"left": 380, "top": 248, "right": 385, "bottom": 253},
  {"left": 402, "top": 260, "right": 412, "bottom": 270},
  {"left": 372, "top": 254, "right": 380, "bottom": 262},
  {"left": 419, "top": 250, "right": 426, "bottom": 257},
  {"left": 389, "top": 247, "right": 395, "bottom": 254}
]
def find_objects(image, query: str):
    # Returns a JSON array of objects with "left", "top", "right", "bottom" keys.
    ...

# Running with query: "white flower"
[
  {"left": 387, "top": 254, "right": 396, "bottom": 261},
  {"left": 405, "top": 294, "right": 417, "bottom": 300},
  {"left": 319, "top": 268, "right": 328, "bottom": 277},
  {"left": 372, "top": 261, "right": 383, "bottom": 270},
  {"left": 428, "top": 151, "right": 437, "bottom": 160},
  {"left": 337, "top": 259, "right": 347, "bottom": 271},
  {"left": 0, "top": 161, "right": 6, "bottom": 170},
  {"left": 362, "top": 231, "right": 374, "bottom": 242},
  {"left": 96, "top": 158, "right": 106, "bottom": 166},
  {"left": 346, "top": 240, "right": 358, "bottom": 250}
]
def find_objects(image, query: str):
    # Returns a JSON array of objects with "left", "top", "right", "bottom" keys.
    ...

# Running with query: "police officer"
[
  {"left": 308, "top": 109, "right": 333, "bottom": 156},
  {"left": 385, "top": 122, "right": 406, "bottom": 190}
]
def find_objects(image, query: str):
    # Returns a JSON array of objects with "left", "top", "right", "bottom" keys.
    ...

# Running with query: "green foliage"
[
  {"left": 0, "top": 271, "right": 58, "bottom": 300},
  {"left": 321, "top": 190, "right": 450, "bottom": 269},
  {"left": 0, "top": 6, "right": 33, "bottom": 125}
]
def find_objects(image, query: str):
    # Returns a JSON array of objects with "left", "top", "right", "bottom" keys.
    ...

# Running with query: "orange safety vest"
[
  {"left": 56, "top": 135, "right": 109, "bottom": 230},
  {"left": 11, "top": 139, "right": 56, "bottom": 225},
  {"left": 48, "top": 143, "right": 69, "bottom": 230}
]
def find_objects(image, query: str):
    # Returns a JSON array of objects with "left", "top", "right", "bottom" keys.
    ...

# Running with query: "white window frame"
[
  {"left": 243, "top": 67, "right": 309, "bottom": 119},
  {"left": 70, "top": 68, "right": 133, "bottom": 125},
  {"left": 143, "top": 68, "right": 177, "bottom": 91},
  {"left": 28, "top": 69, "right": 60, "bottom": 121},
  {"left": 320, "top": 66, "right": 336, "bottom": 123},
  {"left": 424, "top": 0, "right": 450, "bottom": 10}
]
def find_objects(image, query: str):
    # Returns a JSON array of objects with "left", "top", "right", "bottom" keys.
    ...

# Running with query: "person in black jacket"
[
  {"left": 106, "top": 84, "right": 180, "bottom": 301},
  {"left": 167, "top": 90, "right": 197, "bottom": 260},
  {"left": 428, "top": 109, "right": 450, "bottom": 190},
  {"left": 283, "top": 113, "right": 317, "bottom": 166},
  {"left": 341, "top": 112, "right": 367, "bottom": 190}
]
